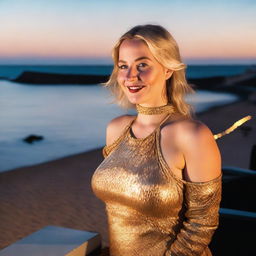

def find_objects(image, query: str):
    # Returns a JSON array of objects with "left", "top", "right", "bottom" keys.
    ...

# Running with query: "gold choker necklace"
[{"left": 136, "top": 104, "right": 175, "bottom": 115}]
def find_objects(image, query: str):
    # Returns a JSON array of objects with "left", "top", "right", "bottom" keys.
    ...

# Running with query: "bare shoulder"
[
  {"left": 106, "top": 114, "right": 135, "bottom": 146},
  {"left": 162, "top": 117, "right": 213, "bottom": 143},
  {"left": 162, "top": 118, "right": 222, "bottom": 182},
  {"left": 176, "top": 118, "right": 215, "bottom": 144}
]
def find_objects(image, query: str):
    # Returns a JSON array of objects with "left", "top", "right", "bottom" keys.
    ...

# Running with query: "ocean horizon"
[{"left": 0, "top": 64, "right": 254, "bottom": 80}]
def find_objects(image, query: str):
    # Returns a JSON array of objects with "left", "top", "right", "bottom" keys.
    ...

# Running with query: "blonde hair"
[{"left": 103, "top": 24, "right": 195, "bottom": 117}]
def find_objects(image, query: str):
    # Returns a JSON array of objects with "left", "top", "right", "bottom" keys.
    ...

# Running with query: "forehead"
[{"left": 118, "top": 38, "right": 153, "bottom": 59}]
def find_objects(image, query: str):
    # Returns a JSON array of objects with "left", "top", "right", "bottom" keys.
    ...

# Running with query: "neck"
[{"left": 136, "top": 113, "right": 171, "bottom": 126}]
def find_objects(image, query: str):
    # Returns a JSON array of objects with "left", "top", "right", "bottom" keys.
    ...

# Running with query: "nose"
[{"left": 126, "top": 66, "right": 138, "bottom": 81}]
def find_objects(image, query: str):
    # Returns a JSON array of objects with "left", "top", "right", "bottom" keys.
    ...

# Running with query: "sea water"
[{"left": 0, "top": 65, "right": 242, "bottom": 172}]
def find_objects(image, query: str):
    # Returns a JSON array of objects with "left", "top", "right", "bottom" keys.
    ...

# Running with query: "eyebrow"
[{"left": 118, "top": 56, "right": 152, "bottom": 63}]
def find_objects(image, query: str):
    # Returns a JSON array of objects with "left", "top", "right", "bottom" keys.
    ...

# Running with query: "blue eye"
[
  {"left": 137, "top": 63, "right": 148, "bottom": 69},
  {"left": 118, "top": 65, "right": 127, "bottom": 69},
  {"left": 117, "top": 63, "right": 148, "bottom": 70}
]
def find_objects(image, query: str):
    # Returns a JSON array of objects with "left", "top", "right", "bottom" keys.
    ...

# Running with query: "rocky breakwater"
[
  {"left": 10, "top": 69, "right": 256, "bottom": 100},
  {"left": 188, "top": 68, "right": 256, "bottom": 98},
  {"left": 12, "top": 71, "right": 110, "bottom": 85}
]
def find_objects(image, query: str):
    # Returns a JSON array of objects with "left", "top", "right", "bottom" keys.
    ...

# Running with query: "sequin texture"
[{"left": 91, "top": 114, "right": 222, "bottom": 256}]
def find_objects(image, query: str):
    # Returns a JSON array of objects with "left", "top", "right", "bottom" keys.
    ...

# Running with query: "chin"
[
  {"left": 123, "top": 89, "right": 147, "bottom": 105},
  {"left": 126, "top": 96, "right": 142, "bottom": 105}
]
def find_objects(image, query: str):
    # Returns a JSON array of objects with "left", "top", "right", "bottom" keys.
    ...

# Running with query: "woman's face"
[{"left": 117, "top": 38, "right": 172, "bottom": 106}]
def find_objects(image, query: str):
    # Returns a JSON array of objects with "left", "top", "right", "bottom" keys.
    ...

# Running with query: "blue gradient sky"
[{"left": 0, "top": 0, "right": 255, "bottom": 64}]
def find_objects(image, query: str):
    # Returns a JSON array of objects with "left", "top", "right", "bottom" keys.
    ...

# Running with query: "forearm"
[{"left": 166, "top": 174, "right": 222, "bottom": 256}]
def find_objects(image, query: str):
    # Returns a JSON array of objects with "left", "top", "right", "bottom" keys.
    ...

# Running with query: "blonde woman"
[{"left": 91, "top": 24, "right": 222, "bottom": 256}]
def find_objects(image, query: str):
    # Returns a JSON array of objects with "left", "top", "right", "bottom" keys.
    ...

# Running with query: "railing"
[
  {"left": 220, "top": 208, "right": 256, "bottom": 221},
  {"left": 222, "top": 166, "right": 256, "bottom": 176}
]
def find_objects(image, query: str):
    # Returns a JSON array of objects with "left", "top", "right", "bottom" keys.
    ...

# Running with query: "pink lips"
[
  {"left": 128, "top": 88, "right": 142, "bottom": 93},
  {"left": 126, "top": 85, "right": 145, "bottom": 93}
]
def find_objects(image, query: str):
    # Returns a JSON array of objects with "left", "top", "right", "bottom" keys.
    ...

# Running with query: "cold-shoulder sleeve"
[{"left": 166, "top": 174, "right": 222, "bottom": 256}]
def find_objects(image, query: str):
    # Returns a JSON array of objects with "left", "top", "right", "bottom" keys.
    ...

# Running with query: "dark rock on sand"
[{"left": 23, "top": 135, "right": 44, "bottom": 144}]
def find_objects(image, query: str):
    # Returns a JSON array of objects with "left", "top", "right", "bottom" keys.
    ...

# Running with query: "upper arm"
[
  {"left": 106, "top": 115, "right": 134, "bottom": 146},
  {"left": 178, "top": 120, "right": 222, "bottom": 182}
]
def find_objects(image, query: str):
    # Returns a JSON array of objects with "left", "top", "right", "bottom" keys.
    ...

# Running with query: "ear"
[{"left": 165, "top": 69, "right": 173, "bottom": 80}]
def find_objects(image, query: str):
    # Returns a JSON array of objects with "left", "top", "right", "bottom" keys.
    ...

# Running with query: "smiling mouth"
[{"left": 127, "top": 85, "right": 145, "bottom": 93}]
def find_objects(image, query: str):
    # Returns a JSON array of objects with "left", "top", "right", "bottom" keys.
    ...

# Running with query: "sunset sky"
[{"left": 0, "top": 0, "right": 255, "bottom": 64}]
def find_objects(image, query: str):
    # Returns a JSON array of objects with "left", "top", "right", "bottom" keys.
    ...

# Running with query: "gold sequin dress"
[{"left": 91, "top": 114, "right": 222, "bottom": 256}]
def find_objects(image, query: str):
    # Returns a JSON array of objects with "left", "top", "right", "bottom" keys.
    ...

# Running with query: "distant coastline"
[
  {"left": 12, "top": 71, "right": 109, "bottom": 85},
  {"left": 7, "top": 68, "right": 256, "bottom": 99},
  {"left": 0, "top": 64, "right": 254, "bottom": 80}
]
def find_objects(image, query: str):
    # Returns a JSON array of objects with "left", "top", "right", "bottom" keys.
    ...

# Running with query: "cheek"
[
  {"left": 140, "top": 68, "right": 157, "bottom": 83},
  {"left": 117, "top": 71, "right": 126, "bottom": 85},
  {"left": 117, "top": 73, "right": 127, "bottom": 93}
]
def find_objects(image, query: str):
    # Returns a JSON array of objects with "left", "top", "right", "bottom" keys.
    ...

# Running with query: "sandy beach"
[{"left": 0, "top": 96, "right": 255, "bottom": 253}]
